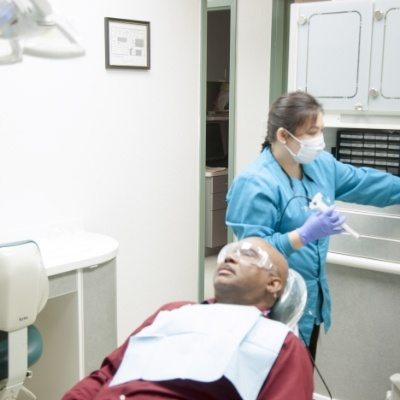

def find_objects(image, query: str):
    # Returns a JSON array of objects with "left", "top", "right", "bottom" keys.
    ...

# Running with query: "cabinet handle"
[
  {"left": 297, "top": 15, "right": 308, "bottom": 25},
  {"left": 369, "top": 88, "right": 379, "bottom": 98},
  {"left": 374, "top": 10, "right": 384, "bottom": 21}
]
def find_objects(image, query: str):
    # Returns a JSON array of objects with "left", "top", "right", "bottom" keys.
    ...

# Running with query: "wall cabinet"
[
  {"left": 205, "top": 171, "right": 228, "bottom": 248},
  {"left": 289, "top": 0, "right": 400, "bottom": 112},
  {"left": 288, "top": 4, "right": 400, "bottom": 400},
  {"left": 288, "top": 0, "right": 400, "bottom": 300}
]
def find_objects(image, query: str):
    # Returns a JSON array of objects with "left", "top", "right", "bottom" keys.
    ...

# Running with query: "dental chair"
[
  {"left": 0, "top": 240, "right": 49, "bottom": 400},
  {"left": 387, "top": 374, "right": 400, "bottom": 400},
  {"left": 270, "top": 268, "right": 307, "bottom": 331}
]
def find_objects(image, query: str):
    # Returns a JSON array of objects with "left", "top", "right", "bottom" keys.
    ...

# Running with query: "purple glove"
[{"left": 297, "top": 206, "right": 346, "bottom": 245}]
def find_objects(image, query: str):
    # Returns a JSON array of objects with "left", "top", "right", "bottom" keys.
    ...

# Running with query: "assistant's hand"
[{"left": 296, "top": 206, "right": 346, "bottom": 245}]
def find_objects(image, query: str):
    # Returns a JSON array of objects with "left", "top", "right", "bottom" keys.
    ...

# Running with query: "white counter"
[
  {"left": 24, "top": 231, "right": 118, "bottom": 399},
  {"left": 35, "top": 232, "right": 119, "bottom": 276}
]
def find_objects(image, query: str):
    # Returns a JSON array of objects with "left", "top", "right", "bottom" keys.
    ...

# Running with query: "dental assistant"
[{"left": 226, "top": 91, "right": 400, "bottom": 358}]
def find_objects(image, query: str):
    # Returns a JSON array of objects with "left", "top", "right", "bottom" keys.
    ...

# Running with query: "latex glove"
[{"left": 297, "top": 206, "right": 346, "bottom": 245}]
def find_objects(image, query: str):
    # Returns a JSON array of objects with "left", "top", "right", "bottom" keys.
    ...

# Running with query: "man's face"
[{"left": 213, "top": 238, "right": 277, "bottom": 305}]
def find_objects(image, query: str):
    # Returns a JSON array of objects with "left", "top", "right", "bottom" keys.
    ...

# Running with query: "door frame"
[
  {"left": 269, "top": 0, "right": 293, "bottom": 103},
  {"left": 198, "top": 0, "right": 237, "bottom": 301}
]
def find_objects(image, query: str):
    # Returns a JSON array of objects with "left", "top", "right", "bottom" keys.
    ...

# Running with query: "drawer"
[
  {"left": 205, "top": 209, "right": 228, "bottom": 248},
  {"left": 329, "top": 235, "right": 400, "bottom": 263},
  {"left": 206, "top": 192, "right": 226, "bottom": 211},
  {"left": 341, "top": 211, "right": 400, "bottom": 240},
  {"left": 206, "top": 174, "right": 228, "bottom": 194},
  {"left": 329, "top": 210, "right": 400, "bottom": 263},
  {"left": 49, "top": 270, "right": 78, "bottom": 298}
]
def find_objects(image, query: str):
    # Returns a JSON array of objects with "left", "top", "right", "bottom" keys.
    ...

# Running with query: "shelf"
[
  {"left": 324, "top": 112, "right": 400, "bottom": 130},
  {"left": 327, "top": 252, "right": 400, "bottom": 276},
  {"left": 206, "top": 115, "right": 229, "bottom": 122},
  {"left": 205, "top": 167, "right": 227, "bottom": 177}
]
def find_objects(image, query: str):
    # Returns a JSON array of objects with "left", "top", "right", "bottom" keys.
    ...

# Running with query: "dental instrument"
[{"left": 309, "top": 192, "right": 360, "bottom": 239}]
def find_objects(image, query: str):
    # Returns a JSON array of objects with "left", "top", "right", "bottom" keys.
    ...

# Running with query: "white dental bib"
[{"left": 110, "top": 304, "right": 289, "bottom": 400}]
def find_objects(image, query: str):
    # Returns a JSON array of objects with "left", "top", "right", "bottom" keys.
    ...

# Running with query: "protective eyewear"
[{"left": 217, "top": 241, "right": 273, "bottom": 270}]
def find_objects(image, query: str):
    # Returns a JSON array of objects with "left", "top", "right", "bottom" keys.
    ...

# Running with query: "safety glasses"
[{"left": 217, "top": 241, "right": 273, "bottom": 270}]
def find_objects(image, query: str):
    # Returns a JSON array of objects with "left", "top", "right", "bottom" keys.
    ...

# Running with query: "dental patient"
[{"left": 62, "top": 237, "right": 313, "bottom": 400}]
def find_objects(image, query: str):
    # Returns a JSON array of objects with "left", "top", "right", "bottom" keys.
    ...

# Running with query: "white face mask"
[{"left": 284, "top": 129, "right": 325, "bottom": 164}]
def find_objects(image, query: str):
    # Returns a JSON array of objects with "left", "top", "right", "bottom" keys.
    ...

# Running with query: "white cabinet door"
[
  {"left": 369, "top": 0, "right": 400, "bottom": 111},
  {"left": 289, "top": 0, "right": 373, "bottom": 111}
]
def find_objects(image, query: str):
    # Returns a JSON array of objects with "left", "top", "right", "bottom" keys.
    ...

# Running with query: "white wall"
[
  {"left": 0, "top": 0, "right": 202, "bottom": 341},
  {"left": 235, "top": 0, "right": 273, "bottom": 173},
  {"left": 0, "top": 0, "right": 273, "bottom": 344}
]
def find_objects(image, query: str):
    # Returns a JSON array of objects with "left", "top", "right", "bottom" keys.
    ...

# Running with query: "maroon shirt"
[{"left": 62, "top": 301, "right": 313, "bottom": 400}]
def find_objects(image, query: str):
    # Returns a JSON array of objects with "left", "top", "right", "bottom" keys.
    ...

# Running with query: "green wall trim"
[
  {"left": 226, "top": 0, "right": 236, "bottom": 244},
  {"left": 198, "top": 0, "right": 237, "bottom": 301},
  {"left": 269, "top": 0, "right": 293, "bottom": 103},
  {"left": 198, "top": 0, "right": 207, "bottom": 302}
]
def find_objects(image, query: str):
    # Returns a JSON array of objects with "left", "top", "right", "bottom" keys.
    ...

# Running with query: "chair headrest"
[
  {"left": 0, "top": 240, "right": 49, "bottom": 332},
  {"left": 269, "top": 268, "right": 307, "bottom": 330}
]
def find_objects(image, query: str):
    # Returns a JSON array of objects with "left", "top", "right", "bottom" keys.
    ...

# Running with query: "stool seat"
[{"left": 0, "top": 325, "right": 43, "bottom": 380}]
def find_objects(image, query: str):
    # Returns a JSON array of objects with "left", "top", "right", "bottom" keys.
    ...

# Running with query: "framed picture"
[{"left": 105, "top": 17, "right": 150, "bottom": 69}]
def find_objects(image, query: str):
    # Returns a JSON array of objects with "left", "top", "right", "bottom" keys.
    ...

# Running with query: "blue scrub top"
[{"left": 226, "top": 148, "right": 400, "bottom": 344}]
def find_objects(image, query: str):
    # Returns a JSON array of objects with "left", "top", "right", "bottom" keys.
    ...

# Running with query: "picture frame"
[{"left": 105, "top": 17, "right": 150, "bottom": 69}]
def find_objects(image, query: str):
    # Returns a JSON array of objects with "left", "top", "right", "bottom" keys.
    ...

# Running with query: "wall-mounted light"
[{"left": 0, "top": 0, "right": 85, "bottom": 64}]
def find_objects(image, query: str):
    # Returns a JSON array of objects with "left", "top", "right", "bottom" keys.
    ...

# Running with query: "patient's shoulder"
[
  {"left": 159, "top": 301, "right": 196, "bottom": 311},
  {"left": 130, "top": 301, "right": 196, "bottom": 337},
  {"left": 282, "top": 331, "right": 310, "bottom": 359},
  {"left": 145, "top": 301, "right": 196, "bottom": 319}
]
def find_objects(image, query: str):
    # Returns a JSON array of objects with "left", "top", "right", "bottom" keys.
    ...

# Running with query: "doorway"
[{"left": 199, "top": 0, "right": 237, "bottom": 301}]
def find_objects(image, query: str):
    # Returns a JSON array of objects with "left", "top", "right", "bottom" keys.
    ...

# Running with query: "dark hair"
[{"left": 261, "top": 91, "right": 323, "bottom": 151}]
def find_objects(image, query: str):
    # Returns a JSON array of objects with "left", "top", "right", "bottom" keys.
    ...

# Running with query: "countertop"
[
  {"left": 205, "top": 167, "right": 228, "bottom": 177},
  {"left": 35, "top": 232, "right": 119, "bottom": 276}
]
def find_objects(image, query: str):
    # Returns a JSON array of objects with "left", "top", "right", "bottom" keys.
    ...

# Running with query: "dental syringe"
[{"left": 309, "top": 192, "right": 360, "bottom": 239}]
